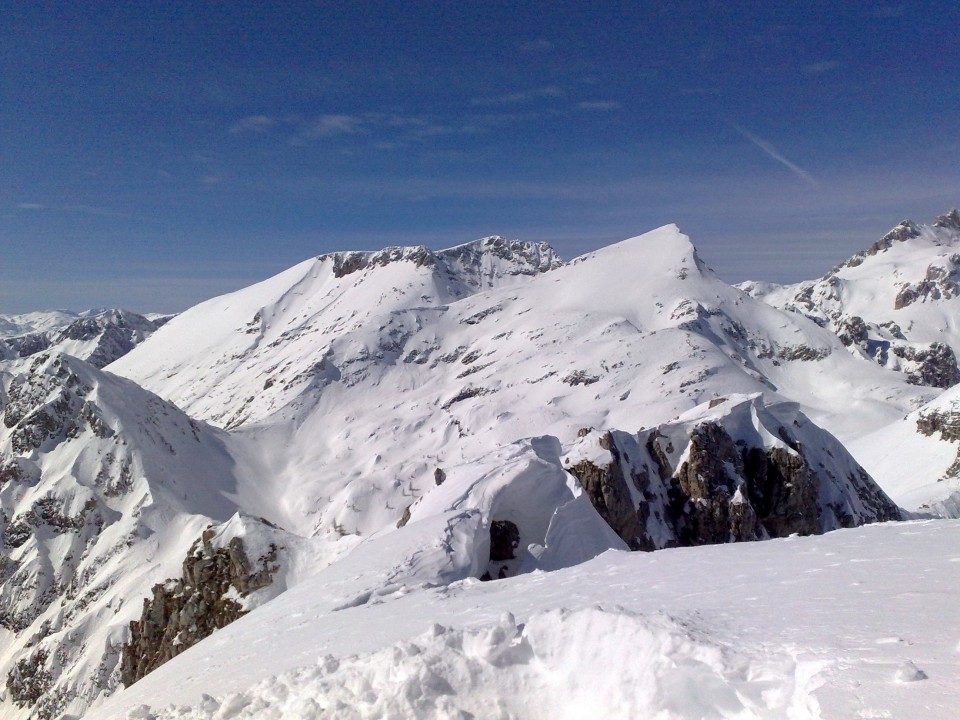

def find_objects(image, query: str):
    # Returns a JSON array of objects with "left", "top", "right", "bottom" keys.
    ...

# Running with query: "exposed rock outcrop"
[
  {"left": 891, "top": 342, "right": 960, "bottom": 388},
  {"left": 566, "top": 432, "right": 651, "bottom": 551},
  {"left": 916, "top": 409, "right": 960, "bottom": 442},
  {"left": 120, "top": 528, "right": 278, "bottom": 687},
  {"left": 565, "top": 395, "right": 901, "bottom": 550}
]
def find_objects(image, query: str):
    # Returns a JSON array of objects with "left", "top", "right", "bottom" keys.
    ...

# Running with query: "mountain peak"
[
  {"left": 933, "top": 208, "right": 960, "bottom": 231},
  {"left": 319, "top": 236, "right": 563, "bottom": 280}
]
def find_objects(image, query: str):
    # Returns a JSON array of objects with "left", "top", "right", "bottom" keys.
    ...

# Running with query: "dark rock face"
[
  {"left": 1, "top": 333, "right": 51, "bottom": 359},
  {"left": 892, "top": 342, "right": 960, "bottom": 388},
  {"left": 668, "top": 423, "right": 818, "bottom": 544},
  {"left": 743, "top": 447, "right": 820, "bottom": 538},
  {"left": 3, "top": 357, "right": 92, "bottom": 454},
  {"left": 836, "top": 316, "right": 868, "bottom": 347},
  {"left": 933, "top": 208, "right": 960, "bottom": 230},
  {"left": 120, "top": 529, "right": 277, "bottom": 688},
  {"left": 324, "top": 236, "right": 563, "bottom": 283},
  {"left": 6, "top": 650, "right": 52, "bottom": 709},
  {"left": 568, "top": 413, "right": 900, "bottom": 551},
  {"left": 566, "top": 432, "right": 651, "bottom": 551},
  {"left": 917, "top": 410, "right": 960, "bottom": 442},
  {"left": 894, "top": 265, "right": 960, "bottom": 309}
]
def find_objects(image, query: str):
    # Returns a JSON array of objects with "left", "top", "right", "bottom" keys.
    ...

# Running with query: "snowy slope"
[
  {"left": 741, "top": 210, "right": 960, "bottom": 389},
  {"left": 108, "top": 237, "right": 560, "bottom": 429},
  {"left": 109, "top": 227, "right": 927, "bottom": 542},
  {"left": 0, "top": 354, "right": 324, "bottom": 718},
  {"left": 850, "top": 384, "right": 960, "bottom": 518},
  {"left": 88, "top": 519, "right": 960, "bottom": 720}
]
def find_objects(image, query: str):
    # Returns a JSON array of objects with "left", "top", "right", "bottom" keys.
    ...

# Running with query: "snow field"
[
  {"left": 124, "top": 607, "right": 822, "bottom": 720},
  {"left": 92, "top": 520, "right": 960, "bottom": 720}
]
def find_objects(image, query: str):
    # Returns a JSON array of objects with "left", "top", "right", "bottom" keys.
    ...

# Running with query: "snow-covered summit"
[{"left": 320, "top": 235, "right": 563, "bottom": 290}]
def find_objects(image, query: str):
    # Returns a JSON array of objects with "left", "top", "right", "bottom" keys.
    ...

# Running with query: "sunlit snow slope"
[
  {"left": 89, "top": 520, "right": 960, "bottom": 720},
  {"left": 110, "top": 228, "right": 926, "bottom": 540}
]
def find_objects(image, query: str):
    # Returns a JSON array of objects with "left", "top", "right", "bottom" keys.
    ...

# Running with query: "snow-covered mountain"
[
  {"left": 0, "top": 225, "right": 953, "bottom": 718},
  {"left": 0, "top": 309, "right": 168, "bottom": 374},
  {"left": 106, "top": 228, "right": 923, "bottom": 543},
  {"left": 741, "top": 210, "right": 960, "bottom": 389}
]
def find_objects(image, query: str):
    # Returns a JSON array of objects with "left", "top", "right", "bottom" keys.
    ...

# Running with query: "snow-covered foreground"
[{"left": 91, "top": 520, "right": 960, "bottom": 720}]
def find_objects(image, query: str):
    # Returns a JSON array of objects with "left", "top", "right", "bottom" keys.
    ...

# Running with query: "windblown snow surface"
[{"left": 91, "top": 520, "right": 960, "bottom": 720}]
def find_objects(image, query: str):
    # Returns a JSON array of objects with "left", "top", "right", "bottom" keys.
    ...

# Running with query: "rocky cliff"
[
  {"left": 121, "top": 527, "right": 278, "bottom": 687},
  {"left": 565, "top": 395, "right": 900, "bottom": 550}
]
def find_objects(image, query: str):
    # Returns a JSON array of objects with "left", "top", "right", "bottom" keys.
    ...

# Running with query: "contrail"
[{"left": 730, "top": 123, "right": 819, "bottom": 186}]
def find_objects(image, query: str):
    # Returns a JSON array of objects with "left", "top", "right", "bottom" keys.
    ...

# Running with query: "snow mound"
[{"left": 124, "top": 607, "right": 824, "bottom": 720}]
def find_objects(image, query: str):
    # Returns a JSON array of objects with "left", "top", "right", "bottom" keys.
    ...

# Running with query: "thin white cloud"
[
  {"left": 471, "top": 86, "right": 563, "bottom": 106},
  {"left": 519, "top": 39, "right": 554, "bottom": 53},
  {"left": 577, "top": 101, "right": 621, "bottom": 111},
  {"left": 458, "top": 112, "right": 530, "bottom": 134},
  {"left": 17, "top": 202, "right": 45, "bottom": 210},
  {"left": 730, "top": 124, "right": 819, "bottom": 186},
  {"left": 61, "top": 204, "right": 128, "bottom": 217},
  {"left": 804, "top": 61, "right": 840, "bottom": 75},
  {"left": 230, "top": 115, "right": 275, "bottom": 134},
  {"left": 298, "top": 114, "right": 364, "bottom": 140}
]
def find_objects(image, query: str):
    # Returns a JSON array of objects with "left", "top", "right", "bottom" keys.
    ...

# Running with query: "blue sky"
[{"left": 2, "top": 1, "right": 958, "bottom": 313}]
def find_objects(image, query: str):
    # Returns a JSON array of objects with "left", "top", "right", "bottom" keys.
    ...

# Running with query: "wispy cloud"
[
  {"left": 230, "top": 114, "right": 275, "bottom": 134},
  {"left": 577, "top": 100, "right": 621, "bottom": 111},
  {"left": 229, "top": 107, "right": 544, "bottom": 148},
  {"left": 61, "top": 204, "right": 129, "bottom": 217},
  {"left": 15, "top": 202, "right": 130, "bottom": 217},
  {"left": 458, "top": 112, "right": 531, "bottom": 135},
  {"left": 471, "top": 85, "right": 563, "bottom": 106},
  {"left": 300, "top": 114, "right": 364, "bottom": 138},
  {"left": 804, "top": 61, "right": 839, "bottom": 75},
  {"left": 730, "top": 124, "right": 818, "bottom": 186},
  {"left": 519, "top": 39, "right": 554, "bottom": 53}
]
